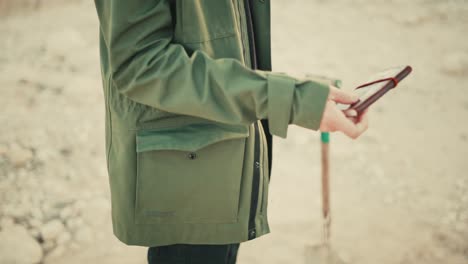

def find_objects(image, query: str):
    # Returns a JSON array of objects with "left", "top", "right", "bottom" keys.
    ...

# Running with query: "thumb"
[{"left": 329, "top": 86, "right": 359, "bottom": 104}]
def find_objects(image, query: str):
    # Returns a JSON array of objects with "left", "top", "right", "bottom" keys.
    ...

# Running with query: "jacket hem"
[{"left": 111, "top": 218, "right": 270, "bottom": 247}]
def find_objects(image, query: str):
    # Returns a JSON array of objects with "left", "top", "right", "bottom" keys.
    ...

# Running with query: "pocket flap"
[{"left": 136, "top": 123, "right": 249, "bottom": 153}]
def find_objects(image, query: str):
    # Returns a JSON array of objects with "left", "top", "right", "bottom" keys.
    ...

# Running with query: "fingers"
[
  {"left": 329, "top": 86, "right": 359, "bottom": 104},
  {"left": 345, "top": 107, "right": 369, "bottom": 123},
  {"left": 338, "top": 118, "right": 363, "bottom": 139},
  {"left": 348, "top": 112, "right": 369, "bottom": 139},
  {"left": 319, "top": 100, "right": 369, "bottom": 139},
  {"left": 343, "top": 108, "right": 358, "bottom": 118},
  {"left": 338, "top": 110, "right": 369, "bottom": 139}
]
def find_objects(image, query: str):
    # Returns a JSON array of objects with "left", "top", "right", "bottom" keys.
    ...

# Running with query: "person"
[{"left": 93, "top": 0, "right": 368, "bottom": 263}]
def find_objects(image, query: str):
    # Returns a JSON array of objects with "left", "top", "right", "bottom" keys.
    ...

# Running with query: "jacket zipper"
[
  {"left": 244, "top": 0, "right": 257, "bottom": 69},
  {"left": 259, "top": 124, "right": 267, "bottom": 214},
  {"left": 248, "top": 121, "right": 261, "bottom": 239},
  {"left": 244, "top": 0, "right": 261, "bottom": 240},
  {"left": 234, "top": 0, "right": 247, "bottom": 67}
]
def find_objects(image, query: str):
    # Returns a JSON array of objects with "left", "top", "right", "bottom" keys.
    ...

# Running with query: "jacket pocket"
[
  {"left": 178, "top": 0, "right": 236, "bottom": 43},
  {"left": 134, "top": 122, "right": 249, "bottom": 224}
]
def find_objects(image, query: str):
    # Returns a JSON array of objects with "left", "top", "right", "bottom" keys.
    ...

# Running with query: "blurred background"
[{"left": 0, "top": 0, "right": 467, "bottom": 263}]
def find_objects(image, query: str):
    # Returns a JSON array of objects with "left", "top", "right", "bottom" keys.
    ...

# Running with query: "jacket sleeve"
[{"left": 94, "top": 0, "right": 330, "bottom": 138}]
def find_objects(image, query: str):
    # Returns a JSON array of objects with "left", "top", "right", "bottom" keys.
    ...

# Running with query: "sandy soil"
[{"left": 0, "top": 1, "right": 467, "bottom": 263}]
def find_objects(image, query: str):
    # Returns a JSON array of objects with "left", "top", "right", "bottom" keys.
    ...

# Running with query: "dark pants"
[{"left": 147, "top": 244, "right": 240, "bottom": 264}]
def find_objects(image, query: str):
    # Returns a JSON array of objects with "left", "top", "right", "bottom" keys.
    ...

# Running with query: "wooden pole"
[{"left": 320, "top": 132, "right": 331, "bottom": 245}]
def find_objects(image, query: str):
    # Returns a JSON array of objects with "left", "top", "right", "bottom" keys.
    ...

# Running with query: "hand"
[{"left": 319, "top": 86, "right": 369, "bottom": 139}]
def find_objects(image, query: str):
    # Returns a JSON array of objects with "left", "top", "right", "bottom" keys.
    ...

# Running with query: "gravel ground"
[{"left": 0, "top": 1, "right": 467, "bottom": 263}]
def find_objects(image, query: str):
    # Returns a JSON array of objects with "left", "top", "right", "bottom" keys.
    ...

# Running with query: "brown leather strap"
[{"left": 356, "top": 77, "right": 399, "bottom": 89}]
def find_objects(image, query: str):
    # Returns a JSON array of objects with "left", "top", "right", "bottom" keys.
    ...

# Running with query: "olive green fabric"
[{"left": 93, "top": 0, "right": 331, "bottom": 246}]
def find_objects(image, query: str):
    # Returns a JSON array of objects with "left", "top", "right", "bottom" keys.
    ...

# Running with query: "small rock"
[
  {"left": 56, "top": 231, "right": 71, "bottom": 244},
  {"left": 44, "top": 245, "right": 66, "bottom": 262},
  {"left": 40, "top": 220, "right": 65, "bottom": 242},
  {"left": 42, "top": 240, "right": 56, "bottom": 252},
  {"left": 30, "top": 207, "right": 43, "bottom": 221},
  {"left": 29, "top": 227, "right": 41, "bottom": 240},
  {"left": 6, "top": 143, "right": 33, "bottom": 167},
  {"left": 41, "top": 206, "right": 60, "bottom": 221},
  {"left": 0, "top": 224, "right": 43, "bottom": 264},
  {"left": 3, "top": 204, "right": 29, "bottom": 219},
  {"left": 36, "top": 148, "right": 56, "bottom": 163},
  {"left": 28, "top": 218, "right": 42, "bottom": 229},
  {"left": 65, "top": 217, "right": 84, "bottom": 231},
  {"left": 59, "top": 206, "right": 74, "bottom": 221}
]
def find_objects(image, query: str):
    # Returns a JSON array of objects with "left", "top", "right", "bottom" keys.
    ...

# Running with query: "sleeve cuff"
[
  {"left": 267, "top": 73, "right": 296, "bottom": 138},
  {"left": 290, "top": 79, "right": 330, "bottom": 131}
]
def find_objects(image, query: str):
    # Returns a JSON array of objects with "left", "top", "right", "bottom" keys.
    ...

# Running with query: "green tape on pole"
[{"left": 321, "top": 132, "right": 330, "bottom": 143}]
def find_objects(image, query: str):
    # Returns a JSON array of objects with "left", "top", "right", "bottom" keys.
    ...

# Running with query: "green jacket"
[{"left": 94, "top": 0, "right": 332, "bottom": 246}]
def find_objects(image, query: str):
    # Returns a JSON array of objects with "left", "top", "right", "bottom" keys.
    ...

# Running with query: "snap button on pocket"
[
  {"left": 249, "top": 229, "right": 256, "bottom": 239},
  {"left": 187, "top": 152, "right": 197, "bottom": 160},
  {"left": 255, "top": 161, "right": 260, "bottom": 169}
]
